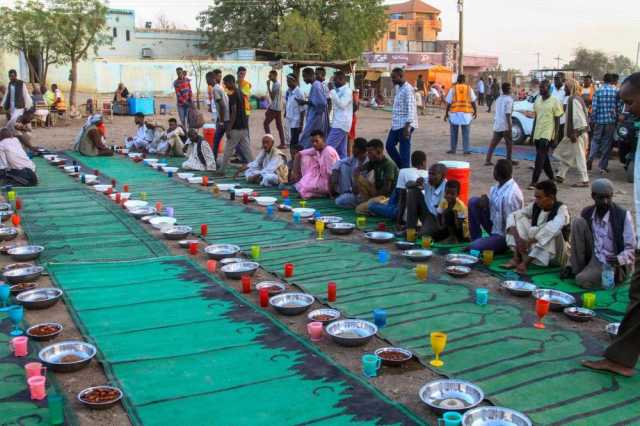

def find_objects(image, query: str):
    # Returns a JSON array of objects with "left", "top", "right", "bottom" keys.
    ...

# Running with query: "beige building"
[{"left": 373, "top": 0, "right": 443, "bottom": 53}]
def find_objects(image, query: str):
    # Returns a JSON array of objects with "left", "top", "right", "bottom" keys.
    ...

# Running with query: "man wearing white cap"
[{"left": 235, "top": 134, "right": 288, "bottom": 187}]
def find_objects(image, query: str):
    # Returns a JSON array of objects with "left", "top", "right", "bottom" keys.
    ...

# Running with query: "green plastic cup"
[{"left": 48, "top": 394, "right": 64, "bottom": 425}]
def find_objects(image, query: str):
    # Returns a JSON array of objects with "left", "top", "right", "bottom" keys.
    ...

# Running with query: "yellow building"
[{"left": 373, "top": 0, "right": 442, "bottom": 53}]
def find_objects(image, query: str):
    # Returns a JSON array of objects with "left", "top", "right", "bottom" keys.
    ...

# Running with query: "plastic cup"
[
  {"left": 15, "top": 198, "right": 22, "bottom": 210},
  {"left": 80, "top": 174, "right": 86, "bottom": 184},
  {"left": 293, "top": 212, "right": 301, "bottom": 224},
  {"left": 115, "top": 192, "right": 121, "bottom": 204},
  {"left": 241, "top": 275, "right": 251, "bottom": 293},
  {"left": 266, "top": 205, "right": 274, "bottom": 217},
  {"left": 299, "top": 200, "right": 306, "bottom": 208},
  {"left": 140, "top": 192, "right": 147, "bottom": 201},
  {"left": 307, "top": 321, "right": 323, "bottom": 341},
  {"left": 378, "top": 249, "right": 390, "bottom": 264},
  {"left": 0, "top": 283, "right": 9, "bottom": 306},
  {"left": 188, "top": 242, "right": 198, "bottom": 255},
  {"left": 155, "top": 201, "right": 163, "bottom": 212},
  {"left": 281, "top": 189, "right": 289, "bottom": 199},
  {"left": 406, "top": 228, "right": 417, "bottom": 242},
  {"left": 202, "top": 176, "right": 209, "bottom": 187},
  {"left": 123, "top": 184, "right": 129, "bottom": 192},
  {"left": 48, "top": 394, "right": 65, "bottom": 425},
  {"left": 93, "top": 169, "right": 100, "bottom": 176},
  {"left": 356, "top": 216, "right": 367, "bottom": 230},
  {"left": 284, "top": 198, "right": 291, "bottom": 207},
  {"left": 476, "top": 288, "right": 489, "bottom": 305},
  {"left": 111, "top": 179, "right": 117, "bottom": 187},
  {"left": 10, "top": 336, "right": 28, "bottom": 357},
  {"left": 166, "top": 207, "right": 175, "bottom": 218},
  {"left": 207, "top": 260, "right": 217, "bottom": 273},
  {"left": 362, "top": 354, "right": 382, "bottom": 378},
  {"left": 11, "top": 214, "right": 20, "bottom": 227},
  {"left": 482, "top": 250, "right": 494, "bottom": 266},
  {"left": 7, "top": 191, "right": 16, "bottom": 201},
  {"left": 416, "top": 264, "right": 429, "bottom": 281},
  {"left": 284, "top": 263, "right": 294, "bottom": 278},
  {"left": 422, "top": 236, "right": 432, "bottom": 249},
  {"left": 438, "top": 411, "right": 463, "bottom": 426},
  {"left": 242, "top": 193, "right": 249, "bottom": 204},
  {"left": 28, "top": 375, "right": 46, "bottom": 400},
  {"left": 105, "top": 187, "right": 113, "bottom": 196},
  {"left": 25, "top": 362, "right": 46, "bottom": 379},
  {"left": 583, "top": 292, "right": 596, "bottom": 309},
  {"left": 327, "top": 282, "right": 336, "bottom": 302},
  {"left": 251, "top": 245, "right": 261, "bottom": 260},
  {"left": 259, "top": 288, "right": 269, "bottom": 307},
  {"left": 373, "top": 308, "right": 387, "bottom": 328},
  {"left": 200, "top": 224, "right": 208, "bottom": 237},
  {"left": 168, "top": 171, "right": 173, "bottom": 178}
]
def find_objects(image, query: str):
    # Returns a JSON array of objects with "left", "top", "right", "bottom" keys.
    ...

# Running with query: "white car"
[{"left": 511, "top": 96, "right": 537, "bottom": 145}]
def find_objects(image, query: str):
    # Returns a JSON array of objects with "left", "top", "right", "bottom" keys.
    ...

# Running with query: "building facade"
[{"left": 373, "top": 0, "right": 442, "bottom": 53}]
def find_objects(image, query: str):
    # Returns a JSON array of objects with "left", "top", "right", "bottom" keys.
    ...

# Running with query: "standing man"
[
  {"left": 485, "top": 78, "right": 494, "bottom": 112},
  {"left": 476, "top": 77, "right": 486, "bottom": 106},
  {"left": 444, "top": 74, "right": 478, "bottom": 155},
  {"left": 347, "top": 89, "right": 360, "bottom": 157},
  {"left": 485, "top": 82, "right": 517, "bottom": 165},
  {"left": 551, "top": 72, "right": 567, "bottom": 140},
  {"left": 327, "top": 71, "right": 353, "bottom": 159},
  {"left": 264, "top": 70, "right": 286, "bottom": 149},
  {"left": 205, "top": 71, "right": 218, "bottom": 124},
  {"left": 582, "top": 75, "right": 595, "bottom": 112},
  {"left": 582, "top": 72, "right": 640, "bottom": 377},
  {"left": 529, "top": 80, "right": 563, "bottom": 189},
  {"left": 211, "top": 69, "right": 229, "bottom": 160},
  {"left": 299, "top": 67, "right": 328, "bottom": 149},
  {"left": 284, "top": 73, "right": 305, "bottom": 157},
  {"left": 416, "top": 74, "right": 427, "bottom": 114},
  {"left": 2, "top": 70, "right": 32, "bottom": 120},
  {"left": 588, "top": 73, "right": 619, "bottom": 174},
  {"left": 488, "top": 78, "right": 500, "bottom": 113},
  {"left": 237, "top": 66, "right": 252, "bottom": 123},
  {"left": 386, "top": 67, "right": 418, "bottom": 169},
  {"left": 173, "top": 68, "right": 193, "bottom": 129}
]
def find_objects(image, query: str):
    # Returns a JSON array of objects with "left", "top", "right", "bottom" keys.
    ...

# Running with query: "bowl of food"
[
  {"left": 220, "top": 261, "right": 260, "bottom": 279},
  {"left": 500, "top": 281, "right": 537, "bottom": 297},
  {"left": 605, "top": 322, "right": 620, "bottom": 339},
  {"left": 291, "top": 208, "right": 316, "bottom": 218},
  {"left": 277, "top": 204, "right": 293, "bottom": 212},
  {"left": 255, "top": 281, "right": 286, "bottom": 296},
  {"left": 17, "top": 288, "right": 63, "bottom": 310},
  {"left": 0, "top": 242, "right": 19, "bottom": 254},
  {"left": 325, "top": 319, "right": 377, "bottom": 347},
  {"left": 308, "top": 216, "right": 343, "bottom": 224},
  {"left": 446, "top": 265, "right": 471, "bottom": 277},
  {"left": 77, "top": 386, "right": 123, "bottom": 410},
  {"left": 128, "top": 153, "right": 142, "bottom": 159},
  {"left": 2, "top": 262, "right": 32, "bottom": 273},
  {"left": 532, "top": 289, "right": 576, "bottom": 312},
  {"left": 307, "top": 308, "right": 340, "bottom": 324},
  {"left": 462, "top": 407, "right": 531, "bottom": 426},
  {"left": 402, "top": 249, "right": 433, "bottom": 262},
  {"left": 204, "top": 244, "right": 241, "bottom": 260},
  {"left": 419, "top": 379, "right": 484, "bottom": 414},
  {"left": 375, "top": 347, "right": 413, "bottom": 367},
  {"left": 27, "top": 322, "right": 63, "bottom": 341},
  {"left": 161, "top": 225, "right": 192, "bottom": 241},
  {"left": 10, "top": 282, "right": 37, "bottom": 295},
  {"left": 149, "top": 216, "right": 177, "bottom": 230},
  {"left": 564, "top": 306, "right": 596, "bottom": 322},
  {"left": 364, "top": 232, "right": 395, "bottom": 244},
  {"left": 0, "top": 210, "right": 14, "bottom": 222},
  {"left": 445, "top": 254, "right": 479, "bottom": 267},
  {"left": 39, "top": 340, "right": 97, "bottom": 372},
  {"left": 0, "top": 226, "right": 18, "bottom": 242},
  {"left": 8, "top": 245, "right": 44, "bottom": 261},
  {"left": 3, "top": 265, "right": 44, "bottom": 284},
  {"left": 269, "top": 293, "right": 315, "bottom": 316},
  {"left": 219, "top": 257, "right": 244, "bottom": 266},
  {"left": 255, "top": 196, "right": 278, "bottom": 207},
  {"left": 93, "top": 184, "right": 112, "bottom": 193},
  {"left": 124, "top": 200, "right": 149, "bottom": 211},
  {"left": 326, "top": 222, "right": 356, "bottom": 235},
  {"left": 395, "top": 240, "right": 418, "bottom": 250},
  {"left": 129, "top": 206, "right": 157, "bottom": 219}
]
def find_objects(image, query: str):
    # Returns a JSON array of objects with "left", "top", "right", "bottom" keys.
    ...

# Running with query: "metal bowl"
[
  {"left": 307, "top": 308, "right": 341, "bottom": 324},
  {"left": 291, "top": 207, "right": 316, "bottom": 218},
  {"left": 462, "top": 407, "right": 532, "bottom": 426},
  {"left": 178, "top": 239, "right": 201, "bottom": 249},
  {"left": 17, "top": 288, "right": 63, "bottom": 309},
  {"left": 149, "top": 216, "right": 176, "bottom": 230},
  {"left": 0, "top": 202, "right": 13, "bottom": 211},
  {"left": 308, "top": 216, "right": 343, "bottom": 224},
  {"left": 325, "top": 319, "right": 378, "bottom": 347},
  {"left": 402, "top": 249, "right": 433, "bottom": 262},
  {"left": 220, "top": 261, "right": 260, "bottom": 279},
  {"left": 255, "top": 281, "right": 286, "bottom": 296},
  {"left": 216, "top": 183, "right": 237, "bottom": 191},
  {"left": 533, "top": 289, "right": 576, "bottom": 312},
  {"left": 564, "top": 306, "right": 596, "bottom": 322},
  {"left": 219, "top": 257, "right": 244, "bottom": 266},
  {"left": 39, "top": 340, "right": 97, "bottom": 372},
  {"left": 124, "top": 200, "right": 149, "bottom": 211},
  {"left": 233, "top": 188, "right": 254, "bottom": 196},
  {"left": 162, "top": 166, "right": 179, "bottom": 174},
  {"left": 162, "top": 225, "right": 192, "bottom": 241},
  {"left": 500, "top": 281, "right": 537, "bottom": 297},
  {"left": 204, "top": 244, "right": 241, "bottom": 260},
  {"left": 26, "top": 322, "right": 63, "bottom": 341},
  {"left": 446, "top": 253, "right": 479, "bottom": 266},
  {"left": 93, "top": 184, "right": 112, "bottom": 193},
  {"left": 0, "top": 210, "right": 14, "bottom": 222},
  {"left": 8, "top": 245, "right": 44, "bottom": 261},
  {"left": 606, "top": 322, "right": 620, "bottom": 339},
  {"left": 364, "top": 231, "right": 395, "bottom": 244},
  {"left": 255, "top": 196, "right": 277, "bottom": 207},
  {"left": 395, "top": 240, "right": 418, "bottom": 250},
  {"left": 446, "top": 265, "right": 471, "bottom": 277},
  {"left": 10, "top": 282, "right": 38, "bottom": 295},
  {"left": 419, "top": 379, "right": 484, "bottom": 414},
  {"left": 277, "top": 204, "right": 293, "bottom": 212},
  {"left": 0, "top": 226, "right": 18, "bottom": 241},
  {"left": 269, "top": 293, "right": 315, "bottom": 316},
  {"left": 77, "top": 385, "right": 123, "bottom": 410},
  {"left": 327, "top": 222, "right": 356, "bottom": 235},
  {"left": 3, "top": 265, "right": 44, "bottom": 284},
  {"left": 0, "top": 243, "right": 20, "bottom": 254},
  {"left": 375, "top": 347, "right": 413, "bottom": 367},
  {"left": 2, "top": 262, "right": 33, "bottom": 273},
  {"left": 129, "top": 206, "right": 157, "bottom": 218}
]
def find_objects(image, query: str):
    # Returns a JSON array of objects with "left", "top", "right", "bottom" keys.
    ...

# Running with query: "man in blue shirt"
[{"left": 588, "top": 73, "right": 620, "bottom": 174}]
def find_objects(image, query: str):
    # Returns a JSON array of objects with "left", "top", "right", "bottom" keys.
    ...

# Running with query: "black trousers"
[
  {"left": 1, "top": 168, "right": 38, "bottom": 187},
  {"left": 531, "top": 138, "right": 554, "bottom": 184},
  {"left": 289, "top": 127, "right": 301, "bottom": 158},
  {"left": 431, "top": 209, "right": 467, "bottom": 242},
  {"left": 405, "top": 187, "right": 437, "bottom": 236}
]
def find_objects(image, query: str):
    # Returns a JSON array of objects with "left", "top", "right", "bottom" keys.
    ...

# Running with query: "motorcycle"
[{"left": 614, "top": 112, "right": 638, "bottom": 182}]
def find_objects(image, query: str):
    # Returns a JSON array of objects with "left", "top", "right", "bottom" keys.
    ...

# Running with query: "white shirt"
[
  {"left": 0, "top": 137, "right": 36, "bottom": 171},
  {"left": 285, "top": 87, "right": 305, "bottom": 129},
  {"left": 213, "top": 83, "right": 229, "bottom": 123},
  {"left": 477, "top": 80, "right": 485, "bottom": 94},
  {"left": 446, "top": 87, "right": 477, "bottom": 126},
  {"left": 329, "top": 85, "right": 353, "bottom": 133},
  {"left": 493, "top": 95, "right": 514, "bottom": 132},
  {"left": 551, "top": 85, "right": 567, "bottom": 124},
  {"left": 392, "top": 82, "right": 418, "bottom": 130},
  {"left": 396, "top": 167, "right": 428, "bottom": 189},
  {"left": 268, "top": 81, "right": 282, "bottom": 112},
  {"left": 423, "top": 179, "right": 447, "bottom": 217}
]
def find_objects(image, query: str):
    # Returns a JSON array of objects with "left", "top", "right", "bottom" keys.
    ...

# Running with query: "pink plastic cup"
[
  {"left": 28, "top": 375, "right": 46, "bottom": 400},
  {"left": 25, "top": 362, "right": 46, "bottom": 379},
  {"left": 307, "top": 321, "right": 323, "bottom": 342},
  {"left": 10, "top": 336, "right": 28, "bottom": 357}
]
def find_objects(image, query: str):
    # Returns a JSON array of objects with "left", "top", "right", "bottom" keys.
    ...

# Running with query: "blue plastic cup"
[
  {"left": 438, "top": 411, "right": 463, "bottom": 426},
  {"left": 74, "top": 166, "right": 79, "bottom": 173},
  {"left": 362, "top": 354, "right": 382, "bottom": 378},
  {"left": 378, "top": 249, "right": 390, "bottom": 264},
  {"left": 284, "top": 198, "right": 291, "bottom": 207},
  {"left": 165, "top": 207, "right": 174, "bottom": 218},
  {"left": 266, "top": 205, "right": 274, "bottom": 217},
  {"left": 476, "top": 288, "right": 489, "bottom": 305},
  {"left": 470, "top": 249, "right": 481, "bottom": 259},
  {"left": 80, "top": 174, "right": 86, "bottom": 183},
  {"left": 293, "top": 212, "right": 301, "bottom": 224},
  {"left": 167, "top": 171, "right": 173, "bottom": 178},
  {"left": 373, "top": 308, "right": 387, "bottom": 328}
]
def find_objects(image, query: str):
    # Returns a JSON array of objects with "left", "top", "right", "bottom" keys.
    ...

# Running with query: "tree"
[
  {"left": 50, "top": 0, "right": 109, "bottom": 110},
  {"left": 610, "top": 55, "right": 638, "bottom": 76},
  {"left": 564, "top": 48, "right": 639, "bottom": 79},
  {"left": 271, "top": 11, "right": 333, "bottom": 59},
  {"left": 156, "top": 13, "right": 177, "bottom": 30}
]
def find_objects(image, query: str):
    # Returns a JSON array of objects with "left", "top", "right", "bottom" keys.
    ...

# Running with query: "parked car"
[{"left": 511, "top": 96, "right": 537, "bottom": 145}]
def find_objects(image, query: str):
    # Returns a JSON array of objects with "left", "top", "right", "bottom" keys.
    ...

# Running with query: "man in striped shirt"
[
  {"left": 588, "top": 73, "right": 620, "bottom": 174},
  {"left": 386, "top": 68, "right": 418, "bottom": 169}
]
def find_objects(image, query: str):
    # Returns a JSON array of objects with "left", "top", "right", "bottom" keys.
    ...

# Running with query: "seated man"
[
  {"left": 433, "top": 180, "right": 470, "bottom": 243},
  {"left": 293, "top": 130, "right": 339, "bottom": 199},
  {"left": 148, "top": 118, "right": 185, "bottom": 157},
  {"left": 369, "top": 150, "right": 428, "bottom": 224},
  {"left": 235, "top": 134, "right": 288, "bottom": 187},
  {"left": 467, "top": 159, "right": 524, "bottom": 253},
  {"left": 6, "top": 109, "right": 35, "bottom": 151},
  {"left": 563, "top": 179, "right": 636, "bottom": 289},
  {"left": 504, "top": 180, "right": 570, "bottom": 274},
  {"left": 182, "top": 128, "right": 216, "bottom": 171},
  {"left": 0, "top": 128, "right": 38, "bottom": 186},
  {"left": 353, "top": 139, "right": 398, "bottom": 215},
  {"left": 124, "top": 113, "right": 154, "bottom": 152},
  {"left": 405, "top": 163, "right": 448, "bottom": 237},
  {"left": 76, "top": 114, "right": 113, "bottom": 157},
  {"left": 330, "top": 138, "right": 368, "bottom": 208}
]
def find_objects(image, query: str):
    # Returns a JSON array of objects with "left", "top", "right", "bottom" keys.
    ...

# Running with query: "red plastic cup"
[
  {"left": 15, "top": 198, "right": 22, "bottom": 210},
  {"left": 241, "top": 275, "right": 251, "bottom": 293},
  {"left": 377, "top": 223, "right": 386, "bottom": 231},
  {"left": 201, "top": 224, "right": 208, "bottom": 237},
  {"left": 284, "top": 263, "right": 294, "bottom": 278},
  {"left": 94, "top": 169, "right": 100, "bottom": 176},
  {"left": 10, "top": 336, "right": 28, "bottom": 357},
  {"left": 106, "top": 187, "right": 113, "bottom": 196},
  {"left": 202, "top": 176, "right": 209, "bottom": 187},
  {"left": 115, "top": 192, "right": 121, "bottom": 204},
  {"left": 281, "top": 189, "right": 289, "bottom": 199},
  {"left": 155, "top": 201, "right": 163, "bottom": 212},
  {"left": 28, "top": 375, "right": 46, "bottom": 400},
  {"left": 25, "top": 362, "right": 46, "bottom": 379},
  {"left": 111, "top": 179, "right": 117, "bottom": 187},
  {"left": 189, "top": 242, "right": 198, "bottom": 255},
  {"left": 328, "top": 282, "right": 337, "bottom": 302},
  {"left": 259, "top": 288, "right": 269, "bottom": 307},
  {"left": 11, "top": 214, "right": 20, "bottom": 227},
  {"left": 242, "top": 193, "right": 249, "bottom": 204},
  {"left": 207, "top": 260, "right": 217, "bottom": 273},
  {"left": 123, "top": 184, "right": 129, "bottom": 193}
]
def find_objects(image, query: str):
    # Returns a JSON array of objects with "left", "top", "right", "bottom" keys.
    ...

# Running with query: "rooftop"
[{"left": 386, "top": 0, "right": 441, "bottom": 15}]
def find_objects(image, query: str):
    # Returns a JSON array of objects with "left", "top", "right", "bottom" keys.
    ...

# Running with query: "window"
[
  {"left": 389, "top": 31, "right": 396, "bottom": 40},
  {"left": 126, "top": 30, "right": 130, "bottom": 41},
  {"left": 112, "top": 27, "right": 117, "bottom": 38},
  {"left": 390, "top": 13, "right": 402, "bottom": 20},
  {"left": 398, "top": 27, "right": 408, "bottom": 36},
  {"left": 115, "top": 17, "right": 119, "bottom": 22}
]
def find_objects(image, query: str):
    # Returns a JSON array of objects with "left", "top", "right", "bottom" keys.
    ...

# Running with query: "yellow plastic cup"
[
  {"left": 315, "top": 220, "right": 325, "bottom": 240},
  {"left": 482, "top": 250, "right": 494, "bottom": 266},
  {"left": 583, "top": 292, "right": 596, "bottom": 309},
  {"left": 416, "top": 264, "right": 429, "bottom": 281},
  {"left": 422, "top": 236, "right": 432, "bottom": 249},
  {"left": 299, "top": 200, "right": 306, "bottom": 208},
  {"left": 406, "top": 228, "right": 417, "bottom": 242},
  {"left": 139, "top": 192, "right": 147, "bottom": 201},
  {"left": 7, "top": 191, "right": 16, "bottom": 202},
  {"left": 251, "top": 245, "right": 261, "bottom": 260},
  {"left": 356, "top": 216, "right": 367, "bottom": 230}
]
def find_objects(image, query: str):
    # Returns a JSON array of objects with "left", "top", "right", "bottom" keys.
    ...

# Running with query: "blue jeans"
[
  {"left": 177, "top": 104, "right": 190, "bottom": 128},
  {"left": 368, "top": 189, "right": 399, "bottom": 219},
  {"left": 589, "top": 123, "right": 616, "bottom": 171},
  {"left": 386, "top": 128, "right": 413, "bottom": 169},
  {"left": 450, "top": 123, "right": 470, "bottom": 153}
]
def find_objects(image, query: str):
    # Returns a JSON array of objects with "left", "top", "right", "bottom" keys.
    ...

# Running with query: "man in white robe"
[
  {"left": 124, "top": 113, "right": 154, "bottom": 152},
  {"left": 235, "top": 134, "right": 288, "bottom": 187}
]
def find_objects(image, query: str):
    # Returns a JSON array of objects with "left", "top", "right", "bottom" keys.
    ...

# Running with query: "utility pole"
[
  {"left": 553, "top": 56, "right": 563, "bottom": 69},
  {"left": 458, "top": 0, "right": 464, "bottom": 75},
  {"left": 535, "top": 52, "right": 541, "bottom": 70}
]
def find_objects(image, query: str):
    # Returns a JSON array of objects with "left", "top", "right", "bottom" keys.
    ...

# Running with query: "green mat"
[
  {"left": 59, "top": 153, "right": 640, "bottom": 425},
  {"left": 47, "top": 257, "right": 423, "bottom": 426}
]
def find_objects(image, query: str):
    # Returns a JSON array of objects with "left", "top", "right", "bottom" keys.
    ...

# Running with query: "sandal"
[
  {"left": 554, "top": 176, "right": 564, "bottom": 183},
  {"left": 571, "top": 181, "right": 589, "bottom": 188},
  {"left": 527, "top": 185, "right": 536, "bottom": 190}
]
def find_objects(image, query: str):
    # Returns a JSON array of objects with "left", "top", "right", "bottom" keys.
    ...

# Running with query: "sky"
[{"left": 2, "top": 0, "right": 639, "bottom": 72}]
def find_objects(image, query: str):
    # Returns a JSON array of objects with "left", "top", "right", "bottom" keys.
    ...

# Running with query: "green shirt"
[
  {"left": 363, "top": 157, "right": 399, "bottom": 196},
  {"left": 533, "top": 96, "right": 564, "bottom": 141}
]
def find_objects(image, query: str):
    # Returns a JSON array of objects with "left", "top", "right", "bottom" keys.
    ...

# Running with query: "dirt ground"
[{"left": 3, "top": 101, "right": 631, "bottom": 425}]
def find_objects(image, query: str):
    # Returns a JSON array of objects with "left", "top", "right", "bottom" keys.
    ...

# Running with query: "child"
[{"left": 434, "top": 180, "right": 470, "bottom": 243}]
